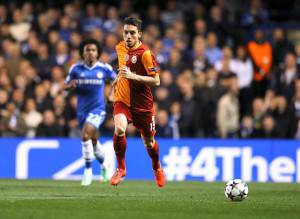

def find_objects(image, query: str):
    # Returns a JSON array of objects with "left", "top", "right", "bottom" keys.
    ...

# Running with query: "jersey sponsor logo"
[
  {"left": 97, "top": 72, "right": 104, "bottom": 79},
  {"left": 131, "top": 55, "right": 137, "bottom": 64},
  {"left": 77, "top": 79, "right": 103, "bottom": 85}
]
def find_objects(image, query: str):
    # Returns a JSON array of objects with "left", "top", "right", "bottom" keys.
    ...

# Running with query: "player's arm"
[
  {"left": 118, "top": 50, "right": 160, "bottom": 86},
  {"left": 63, "top": 64, "right": 78, "bottom": 91},
  {"left": 119, "top": 66, "right": 160, "bottom": 86},
  {"left": 63, "top": 79, "right": 78, "bottom": 90}
]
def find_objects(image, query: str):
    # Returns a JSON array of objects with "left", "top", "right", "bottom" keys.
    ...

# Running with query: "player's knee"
[
  {"left": 115, "top": 125, "right": 126, "bottom": 136},
  {"left": 143, "top": 139, "right": 154, "bottom": 149},
  {"left": 81, "top": 131, "right": 92, "bottom": 142}
]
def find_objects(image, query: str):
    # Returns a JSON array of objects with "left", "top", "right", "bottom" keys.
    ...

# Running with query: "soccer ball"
[{"left": 224, "top": 179, "right": 248, "bottom": 201}]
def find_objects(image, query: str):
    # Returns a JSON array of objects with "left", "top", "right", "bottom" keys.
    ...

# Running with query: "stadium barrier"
[{"left": 0, "top": 138, "right": 299, "bottom": 182}]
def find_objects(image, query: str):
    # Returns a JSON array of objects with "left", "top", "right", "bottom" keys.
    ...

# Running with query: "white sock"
[
  {"left": 81, "top": 140, "right": 94, "bottom": 167},
  {"left": 94, "top": 141, "right": 105, "bottom": 165}
]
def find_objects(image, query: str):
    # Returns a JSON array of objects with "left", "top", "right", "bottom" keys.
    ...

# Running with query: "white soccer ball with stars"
[{"left": 224, "top": 179, "right": 248, "bottom": 201}]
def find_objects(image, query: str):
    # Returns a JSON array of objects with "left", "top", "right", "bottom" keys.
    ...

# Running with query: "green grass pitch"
[{"left": 0, "top": 180, "right": 300, "bottom": 219}]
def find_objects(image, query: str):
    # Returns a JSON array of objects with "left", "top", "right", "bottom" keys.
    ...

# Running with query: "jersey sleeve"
[
  {"left": 104, "top": 63, "right": 117, "bottom": 80},
  {"left": 141, "top": 50, "right": 158, "bottom": 76},
  {"left": 115, "top": 41, "right": 128, "bottom": 67},
  {"left": 65, "top": 64, "right": 76, "bottom": 84}
]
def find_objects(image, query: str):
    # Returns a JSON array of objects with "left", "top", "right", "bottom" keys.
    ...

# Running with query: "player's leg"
[
  {"left": 137, "top": 113, "right": 166, "bottom": 187},
  {"left": 80, "top": 111, "right": 106, "bottom": 186},
  {"left": 110, "top": 113, "right": 128, "bottom": 185},
  {"left": 91, "top": 132, "right": 108, "bottom": 182},
  {"left": 141, "top": 135, "right": 165, "bottom": 187},
  {"left": 81, "top": 122, "right": 97, "bottom": 186},
  {"left": 110, "top": 102, "right": 131, "bottom": 186}
]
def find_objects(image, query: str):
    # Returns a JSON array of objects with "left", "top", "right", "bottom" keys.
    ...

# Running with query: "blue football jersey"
[{"left": 65, "top": 61, "right": 116, "bottom": 114}]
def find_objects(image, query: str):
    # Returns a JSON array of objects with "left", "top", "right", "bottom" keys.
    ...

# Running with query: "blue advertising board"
[{"left": 0, "top": 138, "right": 299, "bottom": 182}]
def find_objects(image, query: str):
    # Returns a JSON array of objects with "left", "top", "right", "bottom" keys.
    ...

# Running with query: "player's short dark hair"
[
  {"left": 124, "top": 17, "right": 142, "bottom": 32},
  {"left": 78, "top": 38, "right": 102, "bottom": 59}
]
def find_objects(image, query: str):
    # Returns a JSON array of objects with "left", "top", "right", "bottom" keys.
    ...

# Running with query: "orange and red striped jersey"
[{"left": 114, "top": 41, "right": 158, "bottom": 112}]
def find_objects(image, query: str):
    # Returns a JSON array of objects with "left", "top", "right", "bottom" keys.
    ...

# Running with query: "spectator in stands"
[
  {"left": 53, "top": 95, "right": 67, "bottom": 136},
  {"left": 272, "top": 28, "right": 294, "bottom": 67},
  {"left": 169, "top": 101, "right": 180, "bottom": 139},
  {"left": 232, "top": 45, "right": 253, "bottom": 115},
  {"left": 53, "top": 40, "right": 69, "bottom": 67},
  {"left": 164, "top": 48, "right": 185, "bottom": 76},
  {"left": 217, "top": 74, "right": 239, "bottom": 138},
  {"left": 161, "top": 0, "right": 183, "bottom": 27},
  {"left": 34, "top": 84, "right": 53, "bottom": 112},
  {"left": 14, "top": 72, "right": 28, "bottom": 94},
  {"left": 156, "top": 109, "right": 172, "bottom": 138},
  {"left": 155, "top": 86, "right": 172, "bottom": 111},
  {"left": 103, "top": 6, "right": 119, "bottom": 33},
  {"left": 144, "top": 4, "right": 163, "bottom": 32},
  {"left": 205, "top": 32, "right": 222, "bottom": 66},
  {"left": 36, "top": 109, "right": 64, "bottom": 137},
  {"left": 65, "top": 95, "right": 80, "bottom": 137},
  {"left": 254, "top": 115, "right": 279, "bottom": 138},
  {"left": 191, "top": 36, "right": 210, "bottom": 74},
  {"left": 247, "top": 29, "right": 272, "bottom": 97},
  {"left": 273, "top": 52, "right": 300, "bottom": 102},
  {"left": 207, "top": 5, "right": 228, "bottom": 47},
  {"left": 81, "top": 3, "right": 103, "bottom": 33},
  {"left": 251, "top": 97, "right": 266, "bottom": 130},
  {"left": 193, "top": 72, "right": 210, "bottom": 137},
  {"left": 59, "top": 15, "right": 73, "bottom": 43},
  {"left": 0, "top": 102, "right": 26, "bottom": 137},
  {"left": 50, "top": 66, "right": 65, "bottom": 98},
  {"left": 34, "top": 43, "right": 53, "bottom": 80},
  {"left": 22, "top": 98, "right": 42, "bottom": 137},
  {"left": 240, "top": 0, "right": 269, "bottom": 29},
  {"left": 239, "top": 115, "right": 255, "bottom": 138},
  {"left": 192, "top": 18, "right": 207, "bottom": 39},
  {"left": 11, "top": 89, "right": 24, "bottom": 109},
  {"left": 177, "top": 71, "right": 197, "bottom": 137},
  {"left": 5, "top": 41, "right": 23, "bottom": 81},
  {"left": 9, "top": 9, "right": 31, "bottom": 42},
  {"left": 215, "top": 46, "right": 235, "bottom": 75}
]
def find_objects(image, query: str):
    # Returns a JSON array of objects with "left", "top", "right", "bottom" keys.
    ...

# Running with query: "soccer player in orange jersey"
[{"left": 110, "top": 17, "right": 165, "bottom": 187}]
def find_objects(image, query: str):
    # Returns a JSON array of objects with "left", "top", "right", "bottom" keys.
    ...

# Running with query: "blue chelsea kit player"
[{"left": 64, "top": 39, "right": 116, "bottom": 186}]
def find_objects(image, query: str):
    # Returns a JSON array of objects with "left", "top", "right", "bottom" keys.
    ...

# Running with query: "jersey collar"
[
  {"left": 127, "top": 41, "right": 142, "bottom": 51},
  {"left": 84, "top": 61, "right": 100, "bottom": 70}
]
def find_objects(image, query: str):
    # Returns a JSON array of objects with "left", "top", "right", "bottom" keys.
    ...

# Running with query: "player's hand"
[
  {"left": 64, "top": 79, "right": 78, "bottom": 90},
  {"left": 119, "top": 66, "right": 136, "bottom": 80},
  {"left": 112, "top": 76, "right": 120, "bottom": 87},
  {"left": 70, "top": 79, "right": 78, "bottom": 87}
]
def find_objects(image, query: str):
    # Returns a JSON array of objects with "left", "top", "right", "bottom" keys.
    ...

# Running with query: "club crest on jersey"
[
  {"left": 96, "top": 72, "right": 103, "bottom": 79},
  {"left": 131, "top": 55, "right": 137, "bottom": 64}
]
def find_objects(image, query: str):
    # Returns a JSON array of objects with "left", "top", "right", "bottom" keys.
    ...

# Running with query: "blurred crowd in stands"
[{"left": 1, "top": 0, "right": 300, "bottom": 139}]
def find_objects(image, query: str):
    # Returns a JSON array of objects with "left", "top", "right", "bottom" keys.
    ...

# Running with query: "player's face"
[
  {"left": 83, "top": 44, "right": 98, "bottom": 64},
  {"left": 123, "top": 24, "right": 141, "bottom": 48}
]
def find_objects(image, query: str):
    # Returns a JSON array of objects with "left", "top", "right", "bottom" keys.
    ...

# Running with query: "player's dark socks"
[
  {"left": 147, "top": 141, "right": 160, "bottom": 170},
  {"left": 85, "top": 161, "right": 92, "bottom": 169},
  {"left": 113, "top": 134, "right": 127, "bottom": 170}
]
